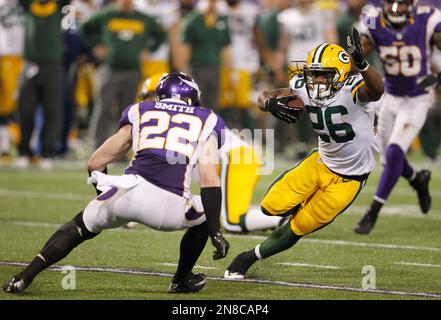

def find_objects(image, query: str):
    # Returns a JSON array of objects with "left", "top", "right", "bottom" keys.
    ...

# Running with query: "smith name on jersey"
[
  {"left": 119, "top": 100, "right": 225, "bottom": 198},
  {"left": 289, "top": 73, "right": 378, "bottom": 177},
  {"left": 359, "top": 6, "right": 441, "bottom": 97}
]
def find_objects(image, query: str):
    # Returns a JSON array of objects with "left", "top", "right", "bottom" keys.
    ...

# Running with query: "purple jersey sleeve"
[
  {"left": 119, "top": 104, "right": 133, "bottom": 128},
  {"left": 211, "top": 113, "right": 226, "bottom": 149}
]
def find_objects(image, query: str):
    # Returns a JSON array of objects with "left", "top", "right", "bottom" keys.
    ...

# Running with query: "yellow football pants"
[
  {"left": 261, "top": 150, "right": 366, "bottom": 236},
  {"left": 221, "top": 146, "right": 261, "bottom": 229},
  {"left": 218, "top": 67, "right": 253, "bottom": 109},
  {"left": 0, "top": 56, "right": 23, "bottom": 116},
  {"left": 75, "top": 63, "right": 95, "bottom": 110}
]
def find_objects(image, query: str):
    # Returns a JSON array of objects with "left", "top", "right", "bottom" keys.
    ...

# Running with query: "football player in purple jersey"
[
  {"left": 3, "top": 72, "right": 230, "bottom": 294},
  {"left": 354, "top": 0, "right": 441, "bottom": 234}
]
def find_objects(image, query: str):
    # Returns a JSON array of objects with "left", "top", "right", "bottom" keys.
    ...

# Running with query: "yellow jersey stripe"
[{"left": 351, "top": 80, "right": 365, "bottom": 98}]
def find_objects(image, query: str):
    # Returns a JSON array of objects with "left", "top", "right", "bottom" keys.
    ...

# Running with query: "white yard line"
[
  {"left": 363, "top": 186, "right": 441, "bottom": 197},
  {"left": 394, "top": 262, "right": 441, "bottom": 268},
  {"left": 0, "top": 261, "right": 440, "bottom": 299},
  {"left": 350, "top": 205, "right": 441, "bottom": 219},
  {"left": 2, "top": 219, "right": 441, "bottom": 253},
  {"left": 302, "top": 238, "right": 441, "bottom": 252},
  {"left": 275, "top": 262, "right": 339, "bottom": 270}
]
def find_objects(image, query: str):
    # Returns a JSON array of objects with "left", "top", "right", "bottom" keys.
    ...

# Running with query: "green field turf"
[{"left": 0, "top": 157, "right": 440, "bottom": 300}]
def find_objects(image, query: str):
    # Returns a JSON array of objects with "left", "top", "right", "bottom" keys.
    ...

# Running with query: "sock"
[
  {"left": 375, "top": 144, "right": 405, "bottom": 201},
  {"left": 402, "top": 156, "right": 415, "bottom": 181},
  {"left": 367, "top": 199, "right": 384, "bottom": 218},
  {"left": 257, "top": 221, "right": 302, "bottom": 259},
  {"left": 17, "top": 213, "right": 98, "bottom": 283},
  {"left": 175, "top": 222, "right": 209, "bottom": 281},
  {"left": 241, "top": 208, "right": 282, "bottom": 232}
]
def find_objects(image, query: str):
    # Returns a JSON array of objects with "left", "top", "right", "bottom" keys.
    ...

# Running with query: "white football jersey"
[
  {"left": 219, "top": 1, "right": 260, "bottom": 72},
  {"left": 278, "top": 6, "right": 332, "bottom": 62},
  {"left": 198, "top": 0, "right": 260, "bottom": 72},
  {"left": 289, "top": 73, "right": 379, "bottom": 176},
  {"left": 0, "top": 0, "right": 24, "bottom": 56},
  {"left": 134, "top": 0, "right": 179, "bottom": 61}
]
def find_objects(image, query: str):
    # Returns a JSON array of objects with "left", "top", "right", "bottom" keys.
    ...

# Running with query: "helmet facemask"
[
  {"left": 304, "top": 66, "right": 343, "bottom": 101},
  {"left": 383, "top": 0, "right": 414, "bottom": 25}
]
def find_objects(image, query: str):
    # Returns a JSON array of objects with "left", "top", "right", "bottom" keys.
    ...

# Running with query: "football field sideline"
[{"left": 1, "top": 261, "right": 440, "bottom": 299}]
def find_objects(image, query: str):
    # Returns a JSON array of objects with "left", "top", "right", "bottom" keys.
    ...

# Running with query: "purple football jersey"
[
  {"left": 120, "top": 100, "right": 225, "bottom": 197},
  {"left": 360, "top": 6, "right": 441, "bottom": 96}
]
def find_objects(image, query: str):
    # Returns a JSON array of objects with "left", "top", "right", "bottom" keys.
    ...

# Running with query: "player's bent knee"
[
  {"left": 291, "top": 214, "right": 323, "bottom": 236},
  {"left": 69, "top": 210, "right": 100, "bottom": 240},
  {"left": 261, "top": 194, "right": 301, "bottom": 217}
]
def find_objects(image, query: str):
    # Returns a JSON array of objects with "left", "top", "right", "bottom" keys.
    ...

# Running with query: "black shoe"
[
  {"left": 168, "top": 272, "right": 206, "bottom": 293},
  {"left": 409, "top": 170, "right": 431, "bottom": 214},
  {"left": 3, "top": 276, "right": 28, "bottom": 294},
  {"left": 224, "top": 250, "right": 257, "bottom": 280},
  {"left": 353, "top": 211, "right": 378, "bottom": 235}
]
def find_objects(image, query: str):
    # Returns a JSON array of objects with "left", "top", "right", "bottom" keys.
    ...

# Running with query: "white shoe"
[
  {"left": 38, "top": 158, "right": 54, "bottom": 170},
  {"left": 14, "top": 156, "right": 30, "bottom": 169},
  {"left": 224, "top": 270, "right": 245, "bottom": 280}
]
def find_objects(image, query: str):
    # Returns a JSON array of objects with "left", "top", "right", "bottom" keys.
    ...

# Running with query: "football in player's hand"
[{"left": 277, "top": 94, "right": 306, "bottom": 119}]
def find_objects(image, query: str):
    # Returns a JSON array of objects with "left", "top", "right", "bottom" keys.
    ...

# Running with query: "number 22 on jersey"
[{"left": 138, "top": 110, "right": 203, "bottom": 158}]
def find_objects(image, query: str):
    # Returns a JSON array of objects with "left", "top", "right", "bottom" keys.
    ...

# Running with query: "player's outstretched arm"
[
  {"left": 88, "top": 124, "right": 132, "bottom": 172},
  {"left": 357, "top": 64, "right": 385, "bottom": 103},
  {"left": 347, "top": 27, "right": 384, "bottom": 102},
  {"left": 199, "top": 135, "right": 230, "bottom": 260}
]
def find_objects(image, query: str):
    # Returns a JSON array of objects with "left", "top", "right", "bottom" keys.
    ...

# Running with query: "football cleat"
[
  {"left": 224, "top": 250, "right": 257, "bottom": 280},
  {"left": 3, "top": 276, "right": 28, "bottom": 294},
  {"left": 409, "top": 170, "right": 431, "bottom": 214},
  {"left": 353, "top": 210, "right": 379, "bottom": 235},
  {"left": 168, "top": 272, "right": 206, "bottom": 293}
]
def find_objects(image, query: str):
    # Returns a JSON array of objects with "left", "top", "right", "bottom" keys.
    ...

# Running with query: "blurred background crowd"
[{"left": 0, "top": 0, "right": 440, "bottom": 169}]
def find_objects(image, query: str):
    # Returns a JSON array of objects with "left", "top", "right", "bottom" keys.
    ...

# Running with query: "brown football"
[{"left": 277, "top": 94, "right": 306, "bottom": 119}]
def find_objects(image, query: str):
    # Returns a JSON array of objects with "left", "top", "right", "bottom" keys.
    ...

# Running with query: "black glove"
[
  {"left": 264, "top": 96, "right": 302, "bottom": 124},
  {"left": 210, "top": 231, "right": 230, "bottom": 260},
  {"left": 347, "top": 27, "right": 369, "bottom": 71},
  {"left": 417, "top": 73, "right": 441, "bottom": 90},
  {"left": 88, "top": 167, "right": 108, "bottom": 196}
]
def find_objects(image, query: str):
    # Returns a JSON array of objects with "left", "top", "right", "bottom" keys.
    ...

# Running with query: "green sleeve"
[
  {"left": 181, "top": 13, "right": 197, "bottom": 45},
  {"left": 145, "top": 16, "right": 166, "bottom": 52},
  {"left": 79, "top": 11, "right": 106, "bottom": 49}
]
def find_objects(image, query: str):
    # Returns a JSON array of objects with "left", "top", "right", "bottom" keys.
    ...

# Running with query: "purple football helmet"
[{"left": 156, "top": 72, "right": 201, "bottom": 106}]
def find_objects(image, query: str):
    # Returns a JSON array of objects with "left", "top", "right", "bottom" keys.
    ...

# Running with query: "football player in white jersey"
[
  {"left": 216, "top": 0, "right": 263, "bottom": 129},
  {"left": 134, "top": 0, "right": 178, "bottom": 78},
  {"left": 274, "top": 0, "right": 337, "bottom": 84},
  {"left": 224, "top": 28, "right": 384, "bottom": 280},
  {"left": 3, "top": 72, "right": 230, "bottom": 294}
]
